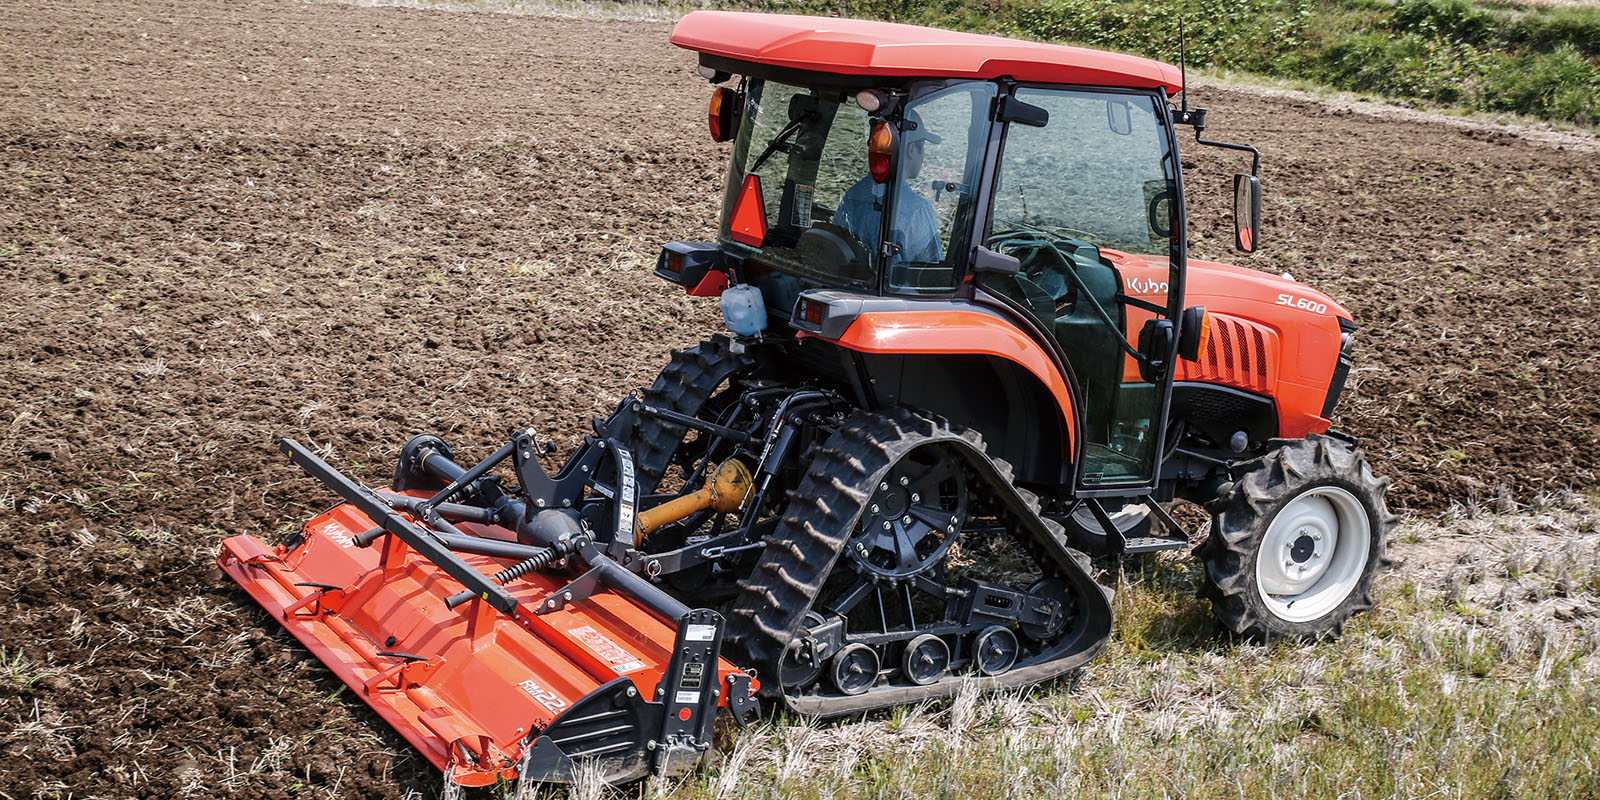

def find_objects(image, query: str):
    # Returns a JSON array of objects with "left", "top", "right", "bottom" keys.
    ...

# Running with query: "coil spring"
[{"left": 490, "top": 548, "right": 557, "bottom": 583}]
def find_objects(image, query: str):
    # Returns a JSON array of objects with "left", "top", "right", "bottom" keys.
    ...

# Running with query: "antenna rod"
[{"left": 1179, "top": 16, "right": 1188, "bottom": 114}]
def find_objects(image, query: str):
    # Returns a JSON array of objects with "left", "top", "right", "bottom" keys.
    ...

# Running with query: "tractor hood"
[
  {"left": 1105, "top": 250, "right": 1353, "bottom": 440},
  {"left": 1185, "top": 257, "right": 1351, "bottom": 324},
  {"left": 1106, "top": 250, "right": 1352, "bottom": 326}
]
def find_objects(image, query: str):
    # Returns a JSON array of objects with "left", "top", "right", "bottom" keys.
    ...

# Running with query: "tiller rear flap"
[{"left": 219, "top": 432, "right": 759, "bottom": 787}]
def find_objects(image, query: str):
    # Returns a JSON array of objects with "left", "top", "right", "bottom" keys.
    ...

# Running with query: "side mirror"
[
  {"left": 996, "top": 95, "right": 1049, "bottom": 128},
  {"left": 970, "top": 246, "right": 1020, "bottom": 276},
  {"left": 1233, "top": 173, "right": 1262, "bottom": 253}
]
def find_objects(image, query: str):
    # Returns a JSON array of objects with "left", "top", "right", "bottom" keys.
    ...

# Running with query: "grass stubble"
[{"left": 500, "top": 491, "right": 1600, "bottom": 799}]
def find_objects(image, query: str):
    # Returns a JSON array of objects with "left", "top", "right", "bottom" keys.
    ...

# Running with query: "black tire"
[
  {"left": 1196, "top": 434, "right": 1397, "bottom": 639},
  {"left": 632, "top": 336, "right": 753, "bottom": 494}
]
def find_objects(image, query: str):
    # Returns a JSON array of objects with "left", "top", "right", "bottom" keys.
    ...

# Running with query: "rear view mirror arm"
[
  {"left": 1173, "top": 106, "right": 1261, "bottom": 176},
  {"left": 1194, "top": 130, "right": 1261, "bottom": 177}
]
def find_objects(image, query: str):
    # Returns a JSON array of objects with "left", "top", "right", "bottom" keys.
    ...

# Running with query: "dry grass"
[
  {"left": 20, "top": 495, "right": 1600, "bottom": 799},
  {"left": 555, "top": 492, "right": 1600, "bottom": 800}
]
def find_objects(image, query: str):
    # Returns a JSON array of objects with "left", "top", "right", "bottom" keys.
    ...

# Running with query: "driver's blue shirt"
[{"left": 834, "top": 178, "right": 943, "bottom": 265}]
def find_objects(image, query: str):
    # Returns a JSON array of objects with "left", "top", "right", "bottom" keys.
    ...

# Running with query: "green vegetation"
[{"left": 743, "top": 0, "right": 1600, "bottom": 125}]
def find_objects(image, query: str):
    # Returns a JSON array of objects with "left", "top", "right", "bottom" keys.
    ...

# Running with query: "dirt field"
[{"left": 1, "top": 0, "right": 1598, "bottom": 797}]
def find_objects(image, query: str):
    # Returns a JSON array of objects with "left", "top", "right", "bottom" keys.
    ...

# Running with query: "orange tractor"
[{"left": 220, "top": 11, "right": 1395, "bottom": 787}]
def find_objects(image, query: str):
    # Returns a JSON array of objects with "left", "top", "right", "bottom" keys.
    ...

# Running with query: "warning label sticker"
[
  {"left": 570, "top": 625, "right": 647, "bottom": 674},
  {"left": 684, "top": 624, "right": 717, "bottom": 642},
  {"left": 615, "top": 449, "right": 636, "bottom": 536},
  {"left": 792, "top": 184, "right": 814, "bottom": 228}
]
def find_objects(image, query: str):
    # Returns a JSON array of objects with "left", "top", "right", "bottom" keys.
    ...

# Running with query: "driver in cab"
[{"left": 834, "top": 110, "right": 943, "bottom": 266}]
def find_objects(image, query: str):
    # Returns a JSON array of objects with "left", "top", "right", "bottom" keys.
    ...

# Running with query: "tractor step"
[
  {"left": 1118, "top": 535, "right": 1190, "bottom": 554},
  {"left": 220, "top": 498, "right": 757, "bottom": 786}
]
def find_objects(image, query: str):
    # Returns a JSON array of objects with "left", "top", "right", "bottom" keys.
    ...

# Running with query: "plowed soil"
[{"left": 1, "top": 0, "right": 1597, "bottom": 797}]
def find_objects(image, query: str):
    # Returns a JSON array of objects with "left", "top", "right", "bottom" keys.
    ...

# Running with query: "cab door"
[{"left": 974, "top": 87, "right": 1183, "bottom": 489}]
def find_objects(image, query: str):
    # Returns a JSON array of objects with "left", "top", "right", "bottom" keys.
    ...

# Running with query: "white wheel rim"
[{"left": 1254, "top": 486, "right": 1370, "bottom": 623}]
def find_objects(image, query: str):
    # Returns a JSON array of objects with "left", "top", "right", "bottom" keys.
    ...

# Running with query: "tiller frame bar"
[{"left": 219, "top": 433, "right": 760, "bottom": 787}]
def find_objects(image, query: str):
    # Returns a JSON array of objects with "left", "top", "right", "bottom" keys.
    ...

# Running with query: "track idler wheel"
[
  {"left": 777, "top": 612, "right": 827, "bottom": 691},
  {"left": 972, "top": 626, "right": 1019, "bottom": 676},
  {"left": 1018, "top": 578, "right": 1072, "bottom": 643}
]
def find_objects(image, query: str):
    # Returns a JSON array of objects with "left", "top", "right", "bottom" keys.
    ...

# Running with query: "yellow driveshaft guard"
[{"left": 636, "top": 459, "right": 752, "bottom": 542}]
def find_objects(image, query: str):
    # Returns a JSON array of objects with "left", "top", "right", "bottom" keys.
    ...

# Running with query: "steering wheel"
[
  {"left": 983, "top": 228, "right": 1148, "bottom": 365},
  {"left": 988, "top": 216, "right": 1102, "bottom": 249},
  {"left": 797, "top": 222, "right": 872, "bottom": 280}
]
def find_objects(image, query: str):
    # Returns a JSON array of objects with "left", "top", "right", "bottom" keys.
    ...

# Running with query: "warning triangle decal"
[{"left": 729, "top": 174, "right": 767, "bottom": 248}]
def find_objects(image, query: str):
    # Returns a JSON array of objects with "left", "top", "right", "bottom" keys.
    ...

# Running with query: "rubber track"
[
  {"left": 632, "top": 336, "right": 753, "bottom": 494},
  {"left": 726, "top": 407, "right": 1112, "bottom": 715},
  {"left": 1197, "top": 433, "right": 1398, "bottom": 639}
]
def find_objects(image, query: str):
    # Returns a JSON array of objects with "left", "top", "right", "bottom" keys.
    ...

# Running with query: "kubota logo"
[{"left": 1124, "top": 276, "right": 1168, "bottom": 295}]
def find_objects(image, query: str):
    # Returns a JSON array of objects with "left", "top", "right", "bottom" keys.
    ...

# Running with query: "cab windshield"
[{"left": 719, "top": 79, "right": 994, "bottom": 309}]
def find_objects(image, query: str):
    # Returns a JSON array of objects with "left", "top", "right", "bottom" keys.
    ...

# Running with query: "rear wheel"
[
  {"left": 1196, "top": 435, "right": 1396, "bottom": 639},
  {"left": 632, "top": 336, "right": 753, "bottom": 494}
]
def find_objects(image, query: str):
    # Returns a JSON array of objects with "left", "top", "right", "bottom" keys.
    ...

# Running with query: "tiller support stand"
[{"left": 219, "top": 434, "right": 759, "bottom": 787}]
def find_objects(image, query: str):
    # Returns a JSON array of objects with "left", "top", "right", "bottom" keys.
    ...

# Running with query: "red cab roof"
[{"left": 670, "top": 11, "right": 1183, "bottom": 94}]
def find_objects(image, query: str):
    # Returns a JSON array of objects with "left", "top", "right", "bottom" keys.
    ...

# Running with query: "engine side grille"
[{"left": 1178, "top": 314, "right": 1276, "bottom": 394}]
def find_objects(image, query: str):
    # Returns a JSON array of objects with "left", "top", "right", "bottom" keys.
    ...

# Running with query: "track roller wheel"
[
  {"left": 1197, "top": 434, "right": 1397, "bottom": 639},
  {"left": 830, "top": 643, "right": 879, "bottom": 696},
  {"left": 901, "top": 634, "right": 949, "bottom": 686},
  {"left": 972, "top": 626, "right": 1019, "bottom": 676}
]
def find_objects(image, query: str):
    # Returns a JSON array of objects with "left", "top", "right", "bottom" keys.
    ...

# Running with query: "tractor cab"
[{"left": 662, "top": 11, "right": 1236, "bottom": 491}]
